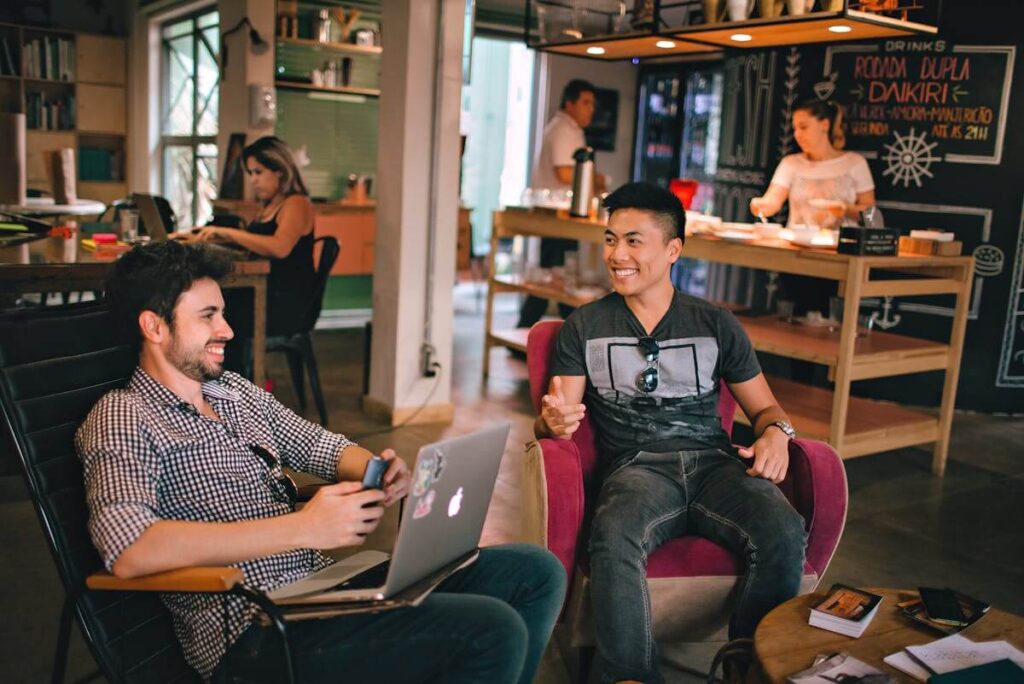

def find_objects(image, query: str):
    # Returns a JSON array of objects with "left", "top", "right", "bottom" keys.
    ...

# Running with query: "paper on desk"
[
  {"left": 883, "top": 651, "right": 931, "bottom": 682},
  {"left": 904, "top": 634, "right": 1024, "bottom": 675}
]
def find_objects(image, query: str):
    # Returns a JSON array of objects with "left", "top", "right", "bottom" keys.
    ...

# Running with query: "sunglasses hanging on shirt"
[{"left": 636, "top": 336, "right": 660, "bottom": 394}]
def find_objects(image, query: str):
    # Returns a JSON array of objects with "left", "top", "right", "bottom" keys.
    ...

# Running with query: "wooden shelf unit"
[
  {"left": 275, "top": 80, "right": 381, "bottom": 98},
  {"left": 0, "top": 24, "right": 128, "bottom": 206},
  {"left": 487, "top": 210, "right": 974, "bottom": 474},
  {"left": 276, "top": 37, "right": 382, "bottom": 56}
]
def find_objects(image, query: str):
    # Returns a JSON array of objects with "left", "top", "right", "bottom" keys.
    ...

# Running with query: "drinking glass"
[{"left": 119, "top": 209, "right": 139, "bottom": 242}]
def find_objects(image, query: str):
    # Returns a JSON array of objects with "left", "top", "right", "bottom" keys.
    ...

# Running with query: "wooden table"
[
  {"left": 754, "top": 588, "right": 1024, "bottom": 683},
  {"left": 0, "top": 197, "right": 107, "bottom": 217},
  {"left": 0, "top": 235, "right": 270, "bottom": 385}
]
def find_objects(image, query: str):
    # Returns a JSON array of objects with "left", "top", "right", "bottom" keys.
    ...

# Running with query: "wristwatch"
[{"left": 764, "top": 420, "right": 797, "bottom": 440}]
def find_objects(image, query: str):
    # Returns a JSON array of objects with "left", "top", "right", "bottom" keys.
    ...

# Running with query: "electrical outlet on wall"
[{"left": 249, "top": 85, "right": 277, "bottom": 127}]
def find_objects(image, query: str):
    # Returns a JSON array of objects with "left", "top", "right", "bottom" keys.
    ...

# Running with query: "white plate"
[
  {"left": 715, "top": 230, "right": 758, "bottom": 241},
  {"left": 720, "top": 221, "right": 756, "bottom": 232}
]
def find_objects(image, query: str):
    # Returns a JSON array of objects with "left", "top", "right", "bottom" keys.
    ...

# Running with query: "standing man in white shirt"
[{"left": 517, "top": 79, "right": 607, "bottom": 331}]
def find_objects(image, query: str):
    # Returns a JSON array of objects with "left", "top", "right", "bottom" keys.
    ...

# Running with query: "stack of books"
[{"left": 808, "top": 584, "right": 883, "bottom": 638}]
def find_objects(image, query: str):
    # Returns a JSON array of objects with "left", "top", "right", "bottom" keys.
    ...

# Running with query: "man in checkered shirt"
[{"left": 76, "top": 241, "right": 566, "bottom": 682}]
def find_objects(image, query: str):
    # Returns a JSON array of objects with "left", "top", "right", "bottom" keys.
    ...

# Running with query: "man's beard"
[{"left": 168, "top": 336, "right": 227, "bottom": 382}]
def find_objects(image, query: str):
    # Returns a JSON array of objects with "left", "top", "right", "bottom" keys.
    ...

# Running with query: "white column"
[
  {"left": 364, "top": 0, "right": 464, "bottom": 424},
  {"left": 217, "top": 0, "right": 275, "bottom": 200}
]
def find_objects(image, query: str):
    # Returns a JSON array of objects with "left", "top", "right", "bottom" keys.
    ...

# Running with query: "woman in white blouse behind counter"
[{"left": 750, "top": 99, "right": 876, "bottom": 229}]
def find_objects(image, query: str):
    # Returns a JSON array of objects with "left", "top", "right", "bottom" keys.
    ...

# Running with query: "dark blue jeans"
[
  {"left": 216, "top": 544, "right": 566, "bottom": 684},
  {"left": 589, "top": 449, "right": 807, "bottom": 684}
]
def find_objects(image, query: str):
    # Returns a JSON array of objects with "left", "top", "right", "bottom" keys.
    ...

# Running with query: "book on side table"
[{"left": 808, "top": 584, "right": 883, "bottom": 638}]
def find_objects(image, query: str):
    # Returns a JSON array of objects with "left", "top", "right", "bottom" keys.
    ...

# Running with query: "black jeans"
[
  {"left": 589, "top": 449, "right": 807, "bottom": 683},
  {"left": 215, "top": 544, "right": 566, "bottom": 683}
]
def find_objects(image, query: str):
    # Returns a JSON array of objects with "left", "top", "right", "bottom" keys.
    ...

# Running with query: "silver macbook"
[{"left": 268, "top": 423, "right": 511, "bottom": 604}]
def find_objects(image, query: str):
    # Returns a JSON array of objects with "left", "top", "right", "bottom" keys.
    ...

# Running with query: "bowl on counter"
[
  {"left": 685, "top": 211, "right": 722, "bottom": 235},
  {"left": 754, "top": 222, "right": 784, "bottom": 239}
]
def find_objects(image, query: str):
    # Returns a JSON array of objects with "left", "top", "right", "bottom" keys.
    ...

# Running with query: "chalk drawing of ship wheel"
[{"left": 882, "top": 127, "right": 941, "bottom": 188}]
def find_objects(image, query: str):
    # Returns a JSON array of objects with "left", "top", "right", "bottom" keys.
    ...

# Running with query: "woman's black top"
[{"left": 248, "top": 202, "right": 315, "bottom": 336}]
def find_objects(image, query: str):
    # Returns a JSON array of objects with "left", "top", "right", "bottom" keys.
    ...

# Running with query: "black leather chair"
[
  {"left": 0, "top": 303, "right": 294, "bottom": 683},
  {"left": 267, "top": 236, "right": 340, "bottom": 426}
]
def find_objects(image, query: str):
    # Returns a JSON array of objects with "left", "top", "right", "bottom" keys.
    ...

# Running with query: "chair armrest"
[
  {"left": 784, "top": 438, "right": 848, "bottom": 576},
  {"left": 86, "top": 567, "right": 244, "bottom": 593},
  {"left": 536, "top": 437, "right": 587, "bottom": 579}
]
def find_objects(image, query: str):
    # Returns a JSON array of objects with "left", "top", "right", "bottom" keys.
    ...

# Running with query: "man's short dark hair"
[
  {"left": 105, "top": 241, "right": 233, "bottom": 346},
  {"left": 602, "top": 182, "right": 686, "bottom": 244},
  {"left": 560, "top": 79, "right": 596, "bottom": 109}
]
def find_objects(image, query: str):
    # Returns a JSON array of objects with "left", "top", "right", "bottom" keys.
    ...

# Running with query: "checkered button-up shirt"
[{"left": 75, "top": 368, "right": 354, "bottom": 678}]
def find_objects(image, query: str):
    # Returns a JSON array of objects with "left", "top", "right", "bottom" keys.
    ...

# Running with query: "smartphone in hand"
[
  {"left": 918, "top": 587, "right": 968, "bottom": 626},
  {"left": 361, "top": 455, "right": 388, "bottom": 490}
]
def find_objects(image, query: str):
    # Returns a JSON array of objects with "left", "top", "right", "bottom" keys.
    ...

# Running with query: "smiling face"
[
  {"left": 792, "top": 109, "right": 832, "bottom": 155},
  {"left": 603, "top": 209, "right": 682, "bottom": 299},
  {"left": 245, "top": 158, "right": 283, "bottom": 201},
  {"left": 164, "top": 277, "right": 234, "bottom": 382}
]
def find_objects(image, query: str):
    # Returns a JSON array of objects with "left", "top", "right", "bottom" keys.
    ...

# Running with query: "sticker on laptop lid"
[
  {"left": 412, "top": 449, "right": 446, "bottom": 497},
  {"left": 413, "top": 489, "right": 436, "bottom": 519}
]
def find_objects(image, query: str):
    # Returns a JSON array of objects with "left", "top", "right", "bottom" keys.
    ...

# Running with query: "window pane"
[
  {"left": 196, "top": 143, "right": 218, "bottom": 226},
  {"left": 164, "top": 34, "right": 195, "bottom": 135},
  {"left": 196, "top": 26, "right": 219, "bottom": 136},
  {"left": 163, "top": 145, "right": 194, "bottom": 226},
  {"left": 197, "top": 11, "right": 218, "bottom": 29}
]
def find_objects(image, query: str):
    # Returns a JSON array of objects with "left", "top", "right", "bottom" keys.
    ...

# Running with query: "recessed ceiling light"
[
  {"left": 828, "top": 24, "right": 853, "bottom": 33},
  {"left": 655, "top": 40, "right": 676, "bottom": 49},
  {"left": 586, "top": 46, "right": 606, "bottom": 55},
  {"left": 730, "top": 33, "right": 753, "bottom": 42}
]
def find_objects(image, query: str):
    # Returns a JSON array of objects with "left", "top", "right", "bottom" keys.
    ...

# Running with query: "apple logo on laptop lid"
[{"left": 448, "top": 487, "right": 463, "bottom": 518}]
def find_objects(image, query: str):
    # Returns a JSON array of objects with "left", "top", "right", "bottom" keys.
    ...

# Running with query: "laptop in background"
[
  {"left": 268, "top": 423, "right": 511, "bottom": 604},
  {"left": 132, "top": 193, "right": 175, "bottom": 241}
]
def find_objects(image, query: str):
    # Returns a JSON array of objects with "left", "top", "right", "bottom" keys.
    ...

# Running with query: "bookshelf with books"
[{"left": 0, "top": 23, "right": 127, "bottom": 205}]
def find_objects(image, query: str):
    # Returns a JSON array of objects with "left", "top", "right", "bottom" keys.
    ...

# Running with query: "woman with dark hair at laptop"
[{"left": 192, "top": 136, "right": 316, "bottom": 376}]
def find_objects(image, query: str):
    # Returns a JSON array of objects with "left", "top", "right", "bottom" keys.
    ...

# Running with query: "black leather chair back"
[
  {"left": 0, "top": 303, "right": 200, "bottom": 683},
  {"left": 304, "top": 236, "right": 340, "bottom": 332}
]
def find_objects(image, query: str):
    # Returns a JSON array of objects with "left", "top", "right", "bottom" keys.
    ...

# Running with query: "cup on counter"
[
  {"left": 828, "top": 296, "right": 844, "bottom": 324},
  {"left": 119, "top": 209, "right": 139, "bottom": 242},
  {"left": 776, "top": 299, "right": 795, "bottom": 323}
]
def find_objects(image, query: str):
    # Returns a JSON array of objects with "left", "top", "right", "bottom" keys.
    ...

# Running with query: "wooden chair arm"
[{"left": 86, "top": 566, "right": 244, "bottom": 593}]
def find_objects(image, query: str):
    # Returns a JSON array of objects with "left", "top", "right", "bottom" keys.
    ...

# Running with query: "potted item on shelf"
[
  {"left": 786, "top": 0, "right": 815, "bottom": 15},
  {"left": 314, "top": 9, "right": 332, "bottom": 44},
  {"left": 758, "top": 0, "right": 786, "bottom": 17},
  {"left": 727, "top": 0, "right": 756, "bottom": 20},
  {"left": 703, "top": 0, "right": 726, "bottom": 23},
  {"left": 277, "top": 0, "right": 298, "bottom": 38}
]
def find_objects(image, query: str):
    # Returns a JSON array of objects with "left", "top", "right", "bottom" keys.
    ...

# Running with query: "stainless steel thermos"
[{"left": 569, "top": 146, "right": 595, "bottom": 218}]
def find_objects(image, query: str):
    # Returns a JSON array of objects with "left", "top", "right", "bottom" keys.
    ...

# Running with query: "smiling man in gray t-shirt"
[{"left": 535, "top": 182, "right": 808, "bottom": 684}]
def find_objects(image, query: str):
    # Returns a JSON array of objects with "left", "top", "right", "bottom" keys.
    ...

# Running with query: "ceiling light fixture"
[
  {"left": 586, "top": 46, "right": 606, "bottom": 55},
  {"left": 828, "top": 24, "right": 853, "bottom": 33},
  {"left": 655, "top": 40, "right": 676, "bottom": 48},
  {"left": 730, "top": 33, "right": 753, "bottom": 42}
]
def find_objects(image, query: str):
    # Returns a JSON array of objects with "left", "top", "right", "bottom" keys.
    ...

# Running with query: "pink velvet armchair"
[{"left": 521, "top": 320, "right": 848, "bottom": 664}]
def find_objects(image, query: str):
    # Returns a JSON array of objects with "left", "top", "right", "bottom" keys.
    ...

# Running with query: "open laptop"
[
  {"left": 268, "top": 423, "right": 511, "bottom": 604},
  {"left": 133, "top": 193, "right": 248, "bottom": 257}
]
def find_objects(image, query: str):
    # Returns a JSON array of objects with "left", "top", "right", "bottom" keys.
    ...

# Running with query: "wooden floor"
[{"left": 0, "top": 282, "right": 1021, "bottom": 682}]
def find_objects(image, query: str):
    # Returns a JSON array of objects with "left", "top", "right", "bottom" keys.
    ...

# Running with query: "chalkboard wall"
[{"left": 711, "top": 0, "right": 1023, "bottom": 413}]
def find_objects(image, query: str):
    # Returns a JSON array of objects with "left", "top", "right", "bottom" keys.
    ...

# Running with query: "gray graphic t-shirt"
[{"left": 551, "top": 291, "right": 761, "bottom": 467}]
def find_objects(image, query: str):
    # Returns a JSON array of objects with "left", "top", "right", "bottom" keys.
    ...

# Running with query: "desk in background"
[
  {"left": 0, "top": 235, "right": 270, "bottom": 386},
  {"left": 0, "top": 197, "right": 107, "bottom": 219}
]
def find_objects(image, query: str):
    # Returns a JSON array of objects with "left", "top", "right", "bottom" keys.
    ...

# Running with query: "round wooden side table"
[{"left": 754, "top": 587, "right": 1024, "bottom": 683}]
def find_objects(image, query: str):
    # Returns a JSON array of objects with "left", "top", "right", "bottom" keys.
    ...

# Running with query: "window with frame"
[{"left": 161, "top": 9, "right": 219, "bottom": 228}]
